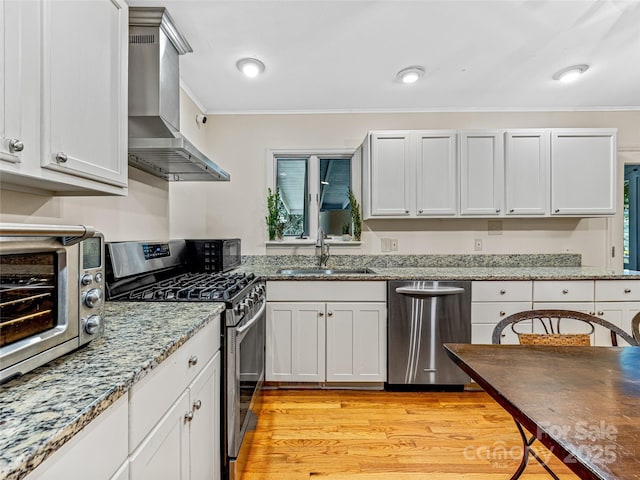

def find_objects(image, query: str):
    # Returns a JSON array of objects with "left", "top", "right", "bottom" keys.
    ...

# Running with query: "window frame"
[{"left": 266, "top": 147, "right": 361, "bottom": 244}]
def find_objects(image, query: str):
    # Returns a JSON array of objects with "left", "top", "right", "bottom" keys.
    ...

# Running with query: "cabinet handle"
[
  {"left": 188, "top": 355, "right": 198, "bottom": 366},
  {"left": 562, "top": 289, "right": 569, "bottom": 294},
  {"left": 509, "top": 209, "right": 514, "bottom": 213},
  {"left": 184, "top": 411, "right": 194, "bottom": 422},
  {"left": 499, "top": 311, "right": 506, "bottom": 316},
  {"left": 318, "top": 311, "right": 324, "bottom": 317},
  {"left": 589, "top": 311, "right": 596, "bottom": 316},
  {"left": 56, "top": 152, "right": 68, "bottom": 163},
  {"left": 501, "top": 333, "right": 506, "bottom": 338},
  {"left": 495, "top": 208, "right": 501, "bottom": 213},
  {"left": 624, "top": 288, "right": 632, "bottom": 294},
  {"left": 405, "top": 210, "right": 409, "bottom": 214},
  {"left": 327, "top": 311, "right": 333, "bottom": 316},
  {"left": 499, "top": 289, "right": 506, "bottom": 295},
  {"left": 554, "top": 208, "right": 560, "bottom": 213},
  {"left": 418, "top": 209, "right": 423, "bottom": 214},
  {"left": 193, "top": 400, "right": 202, "bottom": 410},
  {"left": 597, "top": 311, "right": 604, "bottom": 316},
  {"left": 9, "top": 138, "right": 24, "bottom": 153}
]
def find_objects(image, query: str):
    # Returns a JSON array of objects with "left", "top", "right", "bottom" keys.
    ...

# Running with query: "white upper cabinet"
[
  {"left": 459, "top": 130, "right": 504, "bottom": 216},
  {"left": 550, "top": 129, "right": 617, "bottom": 215},
  {"left": 40, "top": 0, "right": 128, "bottom": 188},
  {"left": 367, "top": 131, "right": 413, "bottom": 217},
  {"left": 504, "top": 129, "right": 550, "bottom": 216},
  {"left": 363, "top": 130, "right": 457, "bottom": 219},
  {"left": 0, "top": 0, "right": 128, "bottom": 195},
  {"left": 415, "top": 131, "right": 457, "bottom": 216}
]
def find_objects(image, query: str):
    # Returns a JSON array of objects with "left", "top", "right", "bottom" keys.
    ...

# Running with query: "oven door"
[
  {"left": 225, "top": 300, "right": 265, "bottom": 479},
  {"left": 0, "top": 242, "right": 80, "bottom": 382}
]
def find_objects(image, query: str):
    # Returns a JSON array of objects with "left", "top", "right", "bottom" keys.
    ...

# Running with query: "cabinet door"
[
  {"left": 368, "top": 131, "right": 412, "bottom": 217},
  {"left": 325, "top": 302, "right": 386, "bottom": 382},
  {"left": 460, "top": 131, "right": 504, "bottom": 215},
  {"left": 550, "top": 129, "right": 616, "bottom": 215},
  {"left": 505, "top": 130, "right": 549, "bottom": 216},
  {"left": 129, "top": 391, "right": 190, "bottom": 480},
  {"left": 266, "top": 302, "right": 325, "bottom": 382},
  {"left": 596, "top": 302, "right": 640, "bottom": 346},
  {"left": 189, "top": 353, "right": 221, "bottom": 480},
  {"left": 415, "top": 131, "right": 457, "bottom": 216},
  {"left": 40, "top": 0, "right": 127, "bottom": 187},
  {"left": 0, "top": 0, "right": 39, "bottom": 168},
  {"left": 471, "top": 302, "right": 532, "bottom": 344}
]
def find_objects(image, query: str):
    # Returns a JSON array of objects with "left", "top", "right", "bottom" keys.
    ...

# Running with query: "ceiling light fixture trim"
[
  {"left": 553, "top": 64, "right": 589, "bottom": 83},
  {"left": 236, "top": 57, "right": 266, "bottom": 78},
  {"left": 397, "top": 65, "right": 425, "bottom": 84}
]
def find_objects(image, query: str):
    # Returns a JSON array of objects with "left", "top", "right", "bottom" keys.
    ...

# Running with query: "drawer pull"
[
  {"left": 188, "top": 355, "right": 198, "bottom": 366},
  {"left": 56, "top": 152, "right": 68, "bottom": 163},
  {"left": 562, "top": 289, "right": 569, "bottom": 294},
  {"left": 499, "top": 311, "right": 506, "bottom": 316},
  {"left": 499, "top": 289, "right": 506, "bottom": 295},
  {"left": 193, "top": 400, "right": 202, "bottom": 410},
  {"left": 184, "top": 411, "right": 194, "bottom": 422},
  {"left": 328, "top": 311, "right": 333, "bottom": 317},
  {"left": 597, "top": 311, "right": 604, "bottom": 316},
  {"left": 318, "top": 311, "right": 324, "bottom": 317},
  {"left": 501, "top": 333, "right": 506, "bottom": 338},
  {"left": 624, "top": 288, "right": 632, "bottom": 294}
]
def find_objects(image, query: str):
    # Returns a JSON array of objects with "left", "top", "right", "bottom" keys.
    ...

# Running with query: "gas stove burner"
[{"left": 117, "top": 271, "right": 257, "bottom": 304}]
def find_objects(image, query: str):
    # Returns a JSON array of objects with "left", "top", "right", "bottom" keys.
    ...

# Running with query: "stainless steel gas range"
[{"left": 105, "top": 239, "right": 264, "bottom": 480}]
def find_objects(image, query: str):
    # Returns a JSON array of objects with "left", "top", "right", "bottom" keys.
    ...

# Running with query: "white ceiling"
[{"left": 127, "top": 0, "right": 640, "bottom": 114}]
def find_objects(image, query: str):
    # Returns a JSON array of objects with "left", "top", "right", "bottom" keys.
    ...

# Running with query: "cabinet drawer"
[
  {"left": 267, "top": 281, "right": 386, "bottom": 302},
  {"left": 533, "top": 280, "right": 594, "bottom": 302},
  {"left": 471, "top": 281, "right": 532, "bottom": 302},
  {"left": 471, "top": 302, "right": 532, "bottom": 324},
  {"left": 595, "top": 280, "right": 640, "bottom": 302},
  {"left": 129, "top": 316, "right": 220, "bottom": 452}
]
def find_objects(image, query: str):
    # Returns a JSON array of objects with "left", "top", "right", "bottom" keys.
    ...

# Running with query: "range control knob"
[
  {"left": 84, "top": 288, "right": 103, "bottom": 308},
  {"left": 234, "top": 302, "right": 249, "bottom": 315},
  {"left": 83, "top": 315, "right": 102, "bottom": 335},
  {"left": 81, "top": 274, "right": 93, "bottom": 286}
]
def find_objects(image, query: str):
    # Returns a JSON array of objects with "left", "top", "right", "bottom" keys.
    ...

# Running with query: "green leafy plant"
[
  {"left": 341, "top": 223, "right": 351, "bottom": 235},
  {"left": 265, "top": 188, "right": 283, "bottom": 240},
  {"left": 348, "top": 189, "right": 362, "bottom": 241}
]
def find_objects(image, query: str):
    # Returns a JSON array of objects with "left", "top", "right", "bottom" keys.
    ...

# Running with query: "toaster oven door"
[{"left": 1, "top": 246, "right": 80, "bottom": 381}]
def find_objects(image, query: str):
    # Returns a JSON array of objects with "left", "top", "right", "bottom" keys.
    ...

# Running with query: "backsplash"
[{"left": 242, "top": 253, "right": 582, "bottom": 268}]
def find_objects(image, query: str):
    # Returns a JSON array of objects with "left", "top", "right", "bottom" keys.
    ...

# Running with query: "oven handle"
[
  {"left": 0, "top": 223, "right": 95, "bottom": 245},
  {"left": 236, "top": 301, "right": 266, "bottom": 337}
]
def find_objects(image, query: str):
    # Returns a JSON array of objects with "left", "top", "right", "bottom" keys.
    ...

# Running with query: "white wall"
[
  {"left": 170, "top": 107, "right": 640, "bottom": 267},
  {"left": 2, "top": 88, "right": 639, "bottom": 267}
]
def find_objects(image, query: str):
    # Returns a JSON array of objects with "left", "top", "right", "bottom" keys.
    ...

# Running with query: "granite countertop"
[
  {"left": 0, "top": 302, "right": 224, "bottom": 480},
  {"left": 241, "top": 265, "right": 640, "bottom": 281}
]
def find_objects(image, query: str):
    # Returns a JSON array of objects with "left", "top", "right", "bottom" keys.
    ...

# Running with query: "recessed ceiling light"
[
  {"left": 236, "top": 58, "right": 265, "bottom": 78},
  {"left": 397, "top": 66, "right": 425, "bottom": 84},
  {"left": 553, "top": 64, "right": 589, "bottom": 83}
]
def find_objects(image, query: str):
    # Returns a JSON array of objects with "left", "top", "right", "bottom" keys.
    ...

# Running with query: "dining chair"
[
  {"left": 490, "top": 309, "right": 638, "bottom": 480},
  {"left": 491, "top": 309, "right": 639, "bottom": 347},
  {"left": 632, "top": 312, "right": 640, "bottom": 343}
]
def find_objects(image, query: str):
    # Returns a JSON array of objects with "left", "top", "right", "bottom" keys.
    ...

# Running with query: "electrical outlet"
[
  {"left": 390, "top": 239, "right": 398, "bottom": 251},
  {"left": 474, "top": 239, "right": 483, "bottom": 251},
  {"left": 381, "top": 238, "right": 391, "bottom": 252}
]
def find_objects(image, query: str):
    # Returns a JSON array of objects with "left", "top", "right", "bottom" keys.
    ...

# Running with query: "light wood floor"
[{"left": 241, "top": 389, "right": 579, "bottom": 480}]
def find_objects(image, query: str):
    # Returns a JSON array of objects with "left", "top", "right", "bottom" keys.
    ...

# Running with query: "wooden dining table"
[{"left": 444, "top": 343, "right": 640, "bottom": 480}]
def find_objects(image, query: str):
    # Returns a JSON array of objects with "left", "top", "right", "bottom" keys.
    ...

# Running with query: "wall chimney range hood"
[{"left": 128, "top": 7, "right": 230, "bottom": 182}]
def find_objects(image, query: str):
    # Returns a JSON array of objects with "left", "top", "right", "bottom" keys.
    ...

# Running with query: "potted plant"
[
  {"left": 348, "top": 189, "right": 362, "bottom": 241},
  {"left": 266, "top": 187, "right": 283, "bottom": 241},
  {"left": 341, "top": 223, "right": 351, "bottom": 241}
]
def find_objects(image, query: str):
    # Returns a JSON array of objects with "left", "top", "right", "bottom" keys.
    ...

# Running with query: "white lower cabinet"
[
  {"left": 266, "top": 281, "right": 386, "bottom": 383},
  {"left": 471, "top": 281, "right": 532, "bottom": 344},
  {"left": 129, "top": 316, "right": 222, "bottom": 480},
  {"left": 25, "top": 394, "right": 129, "bottom": 480}
]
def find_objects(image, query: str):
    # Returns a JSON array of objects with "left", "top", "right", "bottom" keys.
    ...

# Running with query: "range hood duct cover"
[{"left": 128, "top": 7, "right": 230, "bottom": 182}]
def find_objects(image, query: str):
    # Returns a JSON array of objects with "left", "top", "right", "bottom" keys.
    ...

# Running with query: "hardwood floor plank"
[{"left": 242, "top": 390, "right": 579, "bottom": 480}]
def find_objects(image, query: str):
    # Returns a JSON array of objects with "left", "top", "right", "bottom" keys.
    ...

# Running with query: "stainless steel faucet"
[{"left": 316, "top": 227, "right": 330, "bottom": 268}]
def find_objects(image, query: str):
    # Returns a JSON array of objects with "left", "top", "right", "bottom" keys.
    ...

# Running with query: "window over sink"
[{"left": 268, "top": 149, "right": 359, "bottom": 242}]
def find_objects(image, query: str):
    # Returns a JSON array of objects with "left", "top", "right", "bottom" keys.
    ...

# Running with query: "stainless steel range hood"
[{"left": 128, "top": 7, "right": 230, "bottom": 182}]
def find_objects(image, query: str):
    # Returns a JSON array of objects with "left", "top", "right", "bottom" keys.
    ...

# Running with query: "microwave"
[
  {"left": 0, "top": 224, "right": 105, "bottom": 383},
  {"left": 185, "top": 239, "right": 241, "bottom": 273}
]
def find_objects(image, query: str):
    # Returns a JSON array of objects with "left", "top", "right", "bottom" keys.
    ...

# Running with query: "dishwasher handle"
[{"left": 395, "top": 286, "right": 465, "bottom": 298}]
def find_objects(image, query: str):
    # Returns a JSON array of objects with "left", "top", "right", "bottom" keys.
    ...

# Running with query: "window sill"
[{"left": 266, "top": 239, "right": 362, "bottom": 247}]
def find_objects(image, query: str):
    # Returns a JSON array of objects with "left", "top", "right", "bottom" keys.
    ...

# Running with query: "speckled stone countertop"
[
  {"left": 238, "top": 254, "right": 640, "bottom": 280},
  {"left": 0, "top": 302, "right": 224, "bottom": 480}
]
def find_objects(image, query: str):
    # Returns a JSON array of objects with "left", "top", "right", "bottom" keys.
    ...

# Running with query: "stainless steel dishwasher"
[{"left": 387, "top": 280, "right": 471, "bottom": 389}]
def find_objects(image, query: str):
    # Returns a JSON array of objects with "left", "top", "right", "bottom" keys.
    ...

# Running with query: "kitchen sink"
[{"left": 278, "top": 268, "right": 376, "bottom": 275}]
